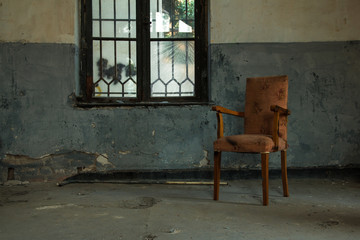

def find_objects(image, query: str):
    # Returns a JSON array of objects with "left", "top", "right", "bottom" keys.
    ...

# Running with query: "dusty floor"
[{"left": 0, "top": 178, "right": 359, "bottom": 240}]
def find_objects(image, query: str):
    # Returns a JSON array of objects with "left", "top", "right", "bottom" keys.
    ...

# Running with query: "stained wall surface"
[
  {"left": 210, "top": 0, "right": 360, "bottom": 43},
  {"left": 0, "top": 0, "right": 76, "bottom": 44},
  {"left": 0, "top": 0, "right": 360, "bottom": 181}
]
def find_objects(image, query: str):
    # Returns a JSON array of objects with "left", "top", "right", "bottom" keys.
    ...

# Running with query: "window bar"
[
  {"left": 184, "top": 41, "right": 189, "bottom": 96},
  {"left": 113, "top": 0, "right": 117, "bottom": 97},
  {"left": 157, "top": 41, "right": 160, "bottom": 81},
  {"left": 99, "top": 0, "right": 104, "bottom": 97},
  {"left": 182, "top": 1, "right": 190, "bottom": 97},
  {"left": 93, "top": 18, "right": 137, "bottom": 21},
  {"left": 171, "top": 0, "right": 174, "bottom": 37},
  {"left": 151, "top": 0, "right": 162, "bottom": 96},
  {"left": 170, "top": 0, "right": 175, "bottom": 97},
  {"left": 186, "top": 0, "right": 188, "bottom": 21},
  {"left": 127, "top": 0, "right": 131, "bottom": 97},
  {"left": 156, "top": 0, "right": 159, "bottom": 38},
  {"left": 156, "top": 0, "right": 161, "bottom": 94}
]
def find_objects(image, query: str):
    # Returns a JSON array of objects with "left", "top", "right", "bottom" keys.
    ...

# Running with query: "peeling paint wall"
[
  {"left": 0, "top": 0, "right": 77, "bottom": 44},
  {"left": 210, "top": 41, "right": 360, "bottom": 169},
  {"left": 3, "top": 0, "right": 359, "bottom": 44},
  {"left": 0, "top": 0, "right": 360, "bottom": 182},
  {"left": 210, "top": 0, "right": 360, "bottom": 43},
  {"left": 0, "top": 42, "right": 215, "bottom": 181}
]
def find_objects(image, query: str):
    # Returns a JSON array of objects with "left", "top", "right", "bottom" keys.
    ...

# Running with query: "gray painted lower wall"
[
  {"left": 0, "top": 43, "right": 214, "bottom": 181},
  {"left": 210, "top": 41, "right": 360, "bottom": 169},
  {"left": 0, "top": 41, "right": 359, "bottom": 181}
]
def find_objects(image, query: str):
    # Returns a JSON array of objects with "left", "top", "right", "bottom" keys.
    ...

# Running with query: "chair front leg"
[
  {"left": 213, "top": 151, "right": 222, "bottom": 200},
  {"left": 261, "top": 153, "right": 269, "bottom": 206},
  {"left": 281, "top": 150, "right": 289, "bottom": 197}
]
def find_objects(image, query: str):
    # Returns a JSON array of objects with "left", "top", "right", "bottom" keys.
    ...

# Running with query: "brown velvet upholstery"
[
  {"left": 244, "top": 76, "right": 288, "bottom": 141},
  {"left": 214, "top": 76, "right": 289, "bottom": 153},
  {"left": 212, "top": 75, "right": 290, "bottom": 206},
  {"left": 214, "top": 134, "right": 287, "bottom": 153}
]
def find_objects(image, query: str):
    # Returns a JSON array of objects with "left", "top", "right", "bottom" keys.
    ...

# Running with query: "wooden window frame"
[{"left": 78, "top": 0, "right": 208, "bottom": 106}]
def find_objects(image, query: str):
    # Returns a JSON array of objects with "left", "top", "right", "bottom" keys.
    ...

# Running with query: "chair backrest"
[{"left": 244, "top": 75, "right": 288, "bottom": 140}]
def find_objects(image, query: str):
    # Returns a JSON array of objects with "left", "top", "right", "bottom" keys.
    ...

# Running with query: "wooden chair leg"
[
  {"left": 281, "top": 150, "right": 289, "bottom": 197},
  {"left": 213, "top": 151, "right": 222, "bottom": 200},
  {"left": 261, "top": 153, "right": 269, "bottom": 206}
]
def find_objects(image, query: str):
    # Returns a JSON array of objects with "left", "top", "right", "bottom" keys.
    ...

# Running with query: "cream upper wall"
[
  {"left": 210, "top": 0, "right": 360, "bottom": 43},
  {"left": 0, "top": 0, "right": 359, "bottom": 44},
  {"left": 0, "top": 0, "right": 76, "bottom": 44}
]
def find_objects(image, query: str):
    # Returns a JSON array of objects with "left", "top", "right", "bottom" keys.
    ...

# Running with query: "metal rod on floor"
[{"left": 57, "top": 180, "right": 228, "bottom": 187}]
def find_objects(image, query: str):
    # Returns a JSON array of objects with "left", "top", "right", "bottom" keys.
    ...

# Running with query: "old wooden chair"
[{"left": 212, "top": 75, "right": 291, "bottom": 206}]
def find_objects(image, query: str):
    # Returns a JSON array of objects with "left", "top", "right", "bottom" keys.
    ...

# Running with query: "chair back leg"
[
  {"left": 213, "top": 151, "right": 222, "bottom": 200},
  {"left": 261, "top": 153, "right": 269, "bottom": 206},
  {"left": 281, "top": 150, "right": 289, "bottom": 197}
]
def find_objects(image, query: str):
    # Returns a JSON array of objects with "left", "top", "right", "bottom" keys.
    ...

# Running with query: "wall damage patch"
[
  {"left": 198, "top": 150, "right": 210, "bottom": 167},
  {"left": 0, "top": 151, "right": 104, "bottom": 182}
]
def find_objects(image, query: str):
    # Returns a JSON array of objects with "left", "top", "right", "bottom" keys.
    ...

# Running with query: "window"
[{"left": 80, "top": 0, "right": 208, "bottom": 105}]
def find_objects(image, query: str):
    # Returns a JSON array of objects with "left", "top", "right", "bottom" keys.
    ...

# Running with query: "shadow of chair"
[{"left": 212, "top": 75, "right": 291, "bottom": 206}]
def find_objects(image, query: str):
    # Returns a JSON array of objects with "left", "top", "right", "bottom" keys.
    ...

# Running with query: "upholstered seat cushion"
[{"left": 214, "top": 134, "right": 287, "bottom": 153}]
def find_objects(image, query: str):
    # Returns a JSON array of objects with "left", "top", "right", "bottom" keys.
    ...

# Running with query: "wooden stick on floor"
[{"left": 166, "top": 181, "right": 227, "bottom": 185}]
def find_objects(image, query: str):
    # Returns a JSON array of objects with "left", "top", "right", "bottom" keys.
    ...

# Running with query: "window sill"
[{"left": 74, "top": 99, "right": 214, "bottom": 108}]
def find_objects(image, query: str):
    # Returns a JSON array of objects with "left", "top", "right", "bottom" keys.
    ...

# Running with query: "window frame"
[{"left": 79, "top": 0, "right": 209, "bottom": 106}]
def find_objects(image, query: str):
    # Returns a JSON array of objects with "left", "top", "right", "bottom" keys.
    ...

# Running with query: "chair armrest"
[
  {"left": 212, "top": 106, "right": 244, "bottom": 139},
  {"left": 270, "top": 105, "right": 290, "bottom": 149},
  {"left": 212, "top": 106, "right": 245, "bottom": 117},
  {"left": 270, "top": 105, "right": 291, "bottom": 115}
]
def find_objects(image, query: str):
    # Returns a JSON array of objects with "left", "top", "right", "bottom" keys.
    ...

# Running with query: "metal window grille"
[
  {"left": 150, "top": 0, "right": 195, "bottom": 97},
  {"left": 82, "top": 0, "right": 208, "bottom": 103},
  {"left": 92, "top": 0, "right": 137, "bottom": 98}
]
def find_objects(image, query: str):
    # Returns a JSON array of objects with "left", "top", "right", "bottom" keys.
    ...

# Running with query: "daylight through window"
[{"left": 81, "top": 0, "right": 208, "bottom": 103}]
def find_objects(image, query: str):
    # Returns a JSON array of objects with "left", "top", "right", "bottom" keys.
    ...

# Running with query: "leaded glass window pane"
[
  {"left": 83, "top": 0, "right": 207, "bottom": 102},
  {"left": 92, "top": 0, "right": 137, "bottom": 98},
  {"left": 151, "top": 41, "right": 194, "bottom": 97},
  {"left": 150, "top": 0, "right": 195, "bottom": 97}
]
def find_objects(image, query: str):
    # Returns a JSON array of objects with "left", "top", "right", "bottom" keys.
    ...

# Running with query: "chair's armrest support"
[
  {"left": 212, "top": 106, "right": 244, "bottom": 139},
  {"left": 212, "top": 106, "right": 245, "bottom": 117},
  {"left": 270, "top": 105, "right": 291, "bottom": 149},
  {"left": 270, "top": 105, "right": 291, "bottom": 116},
  {"left": 215, "top": 112, "right": 224, "bottom": 138}
]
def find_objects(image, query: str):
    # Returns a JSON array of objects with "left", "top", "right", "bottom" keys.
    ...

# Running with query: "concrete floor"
[{"left": 0, "top": 178, "right": 359, "bottom": 240}]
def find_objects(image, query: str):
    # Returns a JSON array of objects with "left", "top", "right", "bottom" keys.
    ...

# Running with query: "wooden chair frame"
[{"left": 212, "top": 105, "right": 291, "bottom": 206}]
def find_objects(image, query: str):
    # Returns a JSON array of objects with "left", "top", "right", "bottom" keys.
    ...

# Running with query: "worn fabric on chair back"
[{"left": 244, "top": 76, "right": 288, "bottom": 140}]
